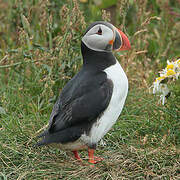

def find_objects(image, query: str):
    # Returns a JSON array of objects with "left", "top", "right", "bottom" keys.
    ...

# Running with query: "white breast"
[{"left": 81, "top": 60, "right": 128, "bottom": 146}]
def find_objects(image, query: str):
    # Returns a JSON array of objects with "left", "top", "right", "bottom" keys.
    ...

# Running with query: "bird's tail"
[
  {"left": 34, "top": 126, "right": 82, "bottom": 147},
  {"left": 34, "top": 129, "right": 49, "bottom": 147}
]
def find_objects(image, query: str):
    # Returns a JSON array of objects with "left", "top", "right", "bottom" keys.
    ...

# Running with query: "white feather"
[
  {"left": 82, "top": 24, "right": 114, "bottom": 52},
  {"left": 81, "top": 59, "right": 128, "bottom": 145}
]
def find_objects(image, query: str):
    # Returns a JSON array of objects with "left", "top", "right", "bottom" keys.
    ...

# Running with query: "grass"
[
  {"left": 0, "top": 90, "right": 179, "bottom": 179},
  {"left": 0, "top": 0, "right": 180, "bottom": 179}
]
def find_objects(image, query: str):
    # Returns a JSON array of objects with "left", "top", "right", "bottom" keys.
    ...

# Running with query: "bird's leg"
[
  {"left": 88, "top": 148, "right": 96, "bottom": 164},
  {"left": 72, "top": 150, "right": 82, "bottom": 161},
  {"left": 88, "top": 148, "right": 103, "bottom": 164}
]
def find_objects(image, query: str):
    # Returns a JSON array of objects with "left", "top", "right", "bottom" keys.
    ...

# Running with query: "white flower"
[
  {"left": 158, "top": 84, "right": 170, "bottom": 105},
  {"left": 152, "top": 76, "right": 166, "bottom": 94},
  {"left": 164, "top": 59, "right": 180, "bottom": 79},
  {"left": 151, "top": 58, "right": 180, "bottom": 105},
  {"left": 152, "top": 81, "right": 170, "bottom": 105}
]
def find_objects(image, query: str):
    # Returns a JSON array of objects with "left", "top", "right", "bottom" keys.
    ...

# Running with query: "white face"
[{"left": 82, "top": 24, "right": 114, "bottom": 52}]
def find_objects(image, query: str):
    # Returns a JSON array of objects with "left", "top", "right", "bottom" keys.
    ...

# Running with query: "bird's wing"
[{"left": 47, "top": 71, "right": 113, "bottom": 134}]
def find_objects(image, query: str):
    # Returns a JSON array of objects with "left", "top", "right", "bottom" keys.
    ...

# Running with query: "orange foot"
[
  {"left": 72, "top": 150, "right": 82, "bottom": 162},
  {"left": 94, "top": 156, "right": 104, "bottom": 162},
  {"left": 88, "top": 148, "right": 103, "bottom": 164}
]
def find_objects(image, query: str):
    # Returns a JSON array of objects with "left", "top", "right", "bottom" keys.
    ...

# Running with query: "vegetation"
[{"left": 0, "top": 0, "right": 179, "bottom": 179}]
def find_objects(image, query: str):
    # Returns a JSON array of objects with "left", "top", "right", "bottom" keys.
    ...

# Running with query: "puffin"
[{"left": 36, "top": 21, "right": 131, "bottom": 164}]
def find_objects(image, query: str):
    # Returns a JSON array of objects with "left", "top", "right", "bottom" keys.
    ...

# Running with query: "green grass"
[
  {"left": 0, "top": 0, "right": 180, "bottom": 179},
  {"left": 0, "top": 89, "right": 179, "bottom": 179}
]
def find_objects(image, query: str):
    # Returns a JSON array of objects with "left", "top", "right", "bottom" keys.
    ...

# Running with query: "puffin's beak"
[{"left": 111, "top": 28, "right": 131, "bottom": 51}]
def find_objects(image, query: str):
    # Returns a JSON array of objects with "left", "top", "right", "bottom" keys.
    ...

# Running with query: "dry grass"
[{"left": 1, "top": 140, "right": 179, "bottom": 179}]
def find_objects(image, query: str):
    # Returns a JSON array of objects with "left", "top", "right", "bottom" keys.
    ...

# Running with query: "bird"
[{"left": 36, "top": 21, "right": 131, "bottom": 165}]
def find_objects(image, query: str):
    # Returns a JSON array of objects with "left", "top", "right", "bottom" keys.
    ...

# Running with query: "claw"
[{"left": 94, "top": 156, "right": 104, "bottom": 162}]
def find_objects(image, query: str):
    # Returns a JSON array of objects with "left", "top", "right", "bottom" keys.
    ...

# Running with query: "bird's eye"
[{"left": 97, "top": 27, "right": 102, "bottom": 35}]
